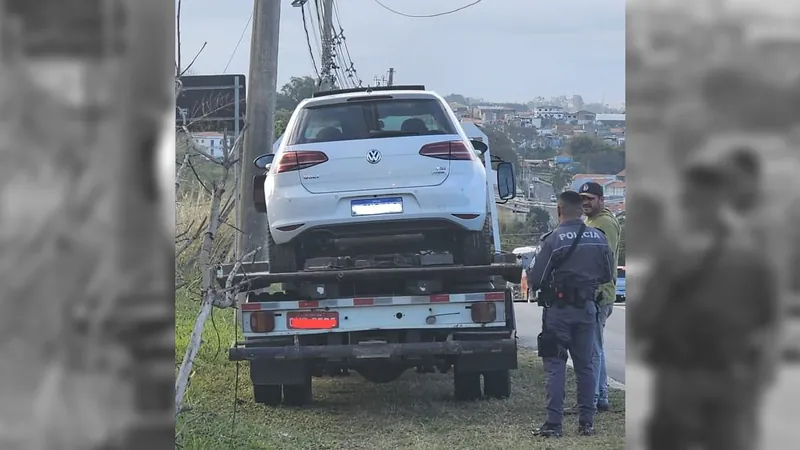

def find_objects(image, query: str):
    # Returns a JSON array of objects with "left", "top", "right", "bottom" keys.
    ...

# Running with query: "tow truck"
[{"left": 218, "top": 86, "right": 524, "bottom": 407}]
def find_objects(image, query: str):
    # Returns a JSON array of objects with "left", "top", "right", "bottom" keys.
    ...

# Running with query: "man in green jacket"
[{"left": 579, "top": 181, "right": 621, "bottom": 411}]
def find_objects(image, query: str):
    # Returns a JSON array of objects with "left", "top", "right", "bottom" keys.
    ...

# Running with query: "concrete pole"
[
  {"left": 319, "top": 0, "right": 335, "bottom": 90},
  {"left": 237, "top": 0, "right": 280, "bottom": 259}
]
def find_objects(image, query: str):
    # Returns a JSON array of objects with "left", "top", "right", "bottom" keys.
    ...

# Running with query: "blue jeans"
[{"left": 593, "top": 304, "right": 613, "bottom": 404}]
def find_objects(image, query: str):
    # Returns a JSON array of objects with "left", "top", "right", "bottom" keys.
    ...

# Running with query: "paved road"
[{"left": 514, "top": 302, "right": 626, "bottom": 384}]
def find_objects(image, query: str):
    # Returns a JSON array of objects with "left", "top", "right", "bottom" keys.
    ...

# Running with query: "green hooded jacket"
[{"left": 585, "top": 208, "right": 621, "bottom": 306}]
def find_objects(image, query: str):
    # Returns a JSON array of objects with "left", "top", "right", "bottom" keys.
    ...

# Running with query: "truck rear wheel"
[
  {"left": 453, "top": 370, "right": 482, "bottom": 401},
  {"left": 253, "top": 384, "right": 282, "bottom": 406},
  {"left": 459, "top": 218, "right": 493, "bottom": 266},
  {"left": 282, "top": 375, "right": 313, "bottom": 407},
  {"left": 267, "top": 226, "right": 299, "bottom": 273},
  {"left": 483, "top": 370, "right": 511, "bottom": 399}
]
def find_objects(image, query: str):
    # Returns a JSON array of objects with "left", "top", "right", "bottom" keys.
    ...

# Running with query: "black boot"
[
  {"left": 533, "top": 422, "right": 563, "bottom": 438},
  {"left": 579, "top": 422, "right": 595, "bottom": 436}
]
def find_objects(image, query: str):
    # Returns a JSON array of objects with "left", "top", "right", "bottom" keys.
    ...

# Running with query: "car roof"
[{"left": 300, "top": 90, "right": 444, "bottom": 108}]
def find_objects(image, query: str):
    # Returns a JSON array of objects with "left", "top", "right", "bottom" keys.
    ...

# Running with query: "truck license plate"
[
  {"left": 351, "top": 197, "right": 403, "bottom": 216},
  {"left": 286, "top": 311, "right": 339, "bottom": 329}
]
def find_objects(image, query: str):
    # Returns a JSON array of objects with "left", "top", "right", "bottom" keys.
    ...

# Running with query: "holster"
[
  {"left": 539, "top": 282, "right": 582, "bottom": 308},
  {"left": 537, "top": 308, "right": 568, "bottom": 360}
]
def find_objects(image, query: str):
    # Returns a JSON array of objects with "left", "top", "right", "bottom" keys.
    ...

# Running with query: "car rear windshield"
[
  {"left": 617, "top": 268, "right": 625, "bottom": 278},
  {"left": 289, "top": 98, "right": 457, "bottom": 145}
]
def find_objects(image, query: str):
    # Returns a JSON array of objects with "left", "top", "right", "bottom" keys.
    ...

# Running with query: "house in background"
[
  {"left": 595, "top": 113, "right": 626, "bottom": 128},
  {"left": 532, "top": 105, "right": 566, "bottom": 120},
  {"left": 192, "top": 131, "right": 233, "bottom": 158}
]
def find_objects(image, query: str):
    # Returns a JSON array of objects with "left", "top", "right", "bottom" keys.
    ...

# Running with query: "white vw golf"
[{"left": 252, "top": 86, "right": 515, "bottom": 273}]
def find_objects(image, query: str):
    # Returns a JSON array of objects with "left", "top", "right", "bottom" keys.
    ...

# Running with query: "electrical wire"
[
  {"left": 312, "top": 0, "right": 334, "bottom": 87},
  {"left": 300, "top": 4, "right": 321, "bottom": 79},
  {"left": 223, "top": 12, "right": 253, "bottom": 73},
  {"left": 372, "top": 0, "right": 483, "bottom": 18},
  {"left": 332, "top": 0, "right": 363, "bottom": 87}
]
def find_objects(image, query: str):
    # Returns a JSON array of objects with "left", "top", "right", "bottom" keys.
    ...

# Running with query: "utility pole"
[
  {"left": 237, "top": 0, "right": 281, "bottom": 259},
  {"left": 319, "top": 0, "right": 336, "bottom": 90},
  {"left": 387, "top": 67, "right": 395, "bottom": 86}
]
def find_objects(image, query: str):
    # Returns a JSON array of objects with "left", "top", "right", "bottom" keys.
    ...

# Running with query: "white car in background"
[{"left": 252, "top": 86, "right": 515, "bottom": 273}]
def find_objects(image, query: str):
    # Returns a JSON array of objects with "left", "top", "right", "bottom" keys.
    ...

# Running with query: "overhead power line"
[
  {"left": 223, "top": 12, "right": 253, "bottom": 73},
  {"left": 372, "top": 0, "right": 483, "bottom": 18},
  {"left": 333, "top": 0, "right": 363, "bottom": 87},
  {"left": 300, "top": 4, "right": 321, "bottom": 79}
]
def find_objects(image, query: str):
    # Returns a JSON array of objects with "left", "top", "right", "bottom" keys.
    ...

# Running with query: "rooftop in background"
[{"left": 595, "top": 113, "right": 626, "bottom": 122}]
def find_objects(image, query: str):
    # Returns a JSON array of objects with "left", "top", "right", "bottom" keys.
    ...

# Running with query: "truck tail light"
[
  {"left": 419, "top": 141, "right": 474, "bottom": 160},
  {"left": 274, "top": 150, "right": 328, "bottom": 173},
  {"left": 250, "top": 311, "right": 276, "bottom": 332},
  {"left": 470, "top": 302, "right": 497, "bottom": 323}
]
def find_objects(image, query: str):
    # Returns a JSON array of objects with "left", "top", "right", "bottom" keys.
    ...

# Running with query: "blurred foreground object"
[{"left": 0, "top": 0, "right": 174, "bottom": 449}]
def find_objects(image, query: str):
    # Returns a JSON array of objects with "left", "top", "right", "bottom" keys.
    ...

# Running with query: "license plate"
[
  {"left": 350, "top": 197, "right": 403, "bottom": 216},
  {"left": 286, "top": 311, "right": 339, "bottom": 329}
]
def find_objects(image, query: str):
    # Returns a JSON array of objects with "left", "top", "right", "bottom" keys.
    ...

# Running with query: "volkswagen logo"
[{"left": 366, "top": 149, "right": 382, "bottom": 164}]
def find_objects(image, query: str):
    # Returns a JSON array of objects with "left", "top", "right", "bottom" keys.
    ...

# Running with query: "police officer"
[
  {"left": 528, "top": 191, "right": 614, "bottom": 438},
  {"left": 632, "top": 157, "right": 779, "bottom": 450}
]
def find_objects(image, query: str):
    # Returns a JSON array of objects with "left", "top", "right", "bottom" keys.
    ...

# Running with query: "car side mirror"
[
  {"left": 253, "top": 153, "right": 275, "bottom": 170},
  {"left": 470, "top": 139, "right": 488, "bottom": 155},
  {"left": 496, "top": 162, "right": 516, "bottom": 200}
]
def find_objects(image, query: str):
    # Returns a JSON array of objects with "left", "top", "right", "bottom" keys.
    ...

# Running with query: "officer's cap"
[{"left": 579, "top": 181, "right": 604, "bottom": 198}]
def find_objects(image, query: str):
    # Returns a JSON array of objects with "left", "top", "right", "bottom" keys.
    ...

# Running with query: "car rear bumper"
[
  {"left": 229, "top": 337, "right": 516, "bottom": 361},
  {"left": 266, "top": 184, "right": 487, "bottom": 245}
]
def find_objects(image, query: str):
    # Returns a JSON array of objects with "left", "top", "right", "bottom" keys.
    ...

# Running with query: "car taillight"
[
  {"left": 274, "top": 150, "right": 328, "bottom": 173},
  {"left": 419, "top": 141, "right": 474, "bottom": 160}
]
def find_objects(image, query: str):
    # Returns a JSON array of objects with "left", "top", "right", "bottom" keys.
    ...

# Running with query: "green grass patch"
[{"left": 176, "top": 292, "right": 625, "bottom": 449}]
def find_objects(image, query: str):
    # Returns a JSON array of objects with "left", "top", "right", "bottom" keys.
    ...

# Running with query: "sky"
[{"left": 177, "top": 0, "right": 625, "bottom": 105}]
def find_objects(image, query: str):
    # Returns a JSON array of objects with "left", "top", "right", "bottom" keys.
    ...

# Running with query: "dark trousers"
[{"left": 542, "top": 302, "right": 598, "bottom": 426}]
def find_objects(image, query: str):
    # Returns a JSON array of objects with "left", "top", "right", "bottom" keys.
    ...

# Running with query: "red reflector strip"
[
  {"left": 430, "top": 294, "right": 450, "bottom": 303},
  {"left": 287, "top": 311, "right": 339, "bottom": 329},
  {"left": 484, "top": 292, "right": 506, "bottom": 302},
  {"left": 241, "top": 303, "right": 261, "bottom": 311},
  {"left": 299, "top": 300, "right": 319, "bottom": 308},
  {"left": 353, "top": 297, "right": 374, "bottom": 306}
]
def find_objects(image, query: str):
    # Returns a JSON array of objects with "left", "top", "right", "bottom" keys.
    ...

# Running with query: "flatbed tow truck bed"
[{"left": 215, "top": 257, "right": 525, "bottom": 406}]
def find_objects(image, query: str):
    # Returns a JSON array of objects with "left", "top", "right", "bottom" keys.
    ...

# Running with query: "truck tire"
[
  {"left": 483, "top": 370, "right": 511, "bottom": 399},
  {"left": 253, "top": 384, "right": 282, "bottom": 406},
  {"left": 267, "top": 226, "right": 299, "bottom": 273},
  {"left": 282, "top": 375, "right": 313, "bottom": 407},
  {"left": 453, "top": 371, "right": 482, "bottom": 401},
  {"left": 356, "top": 364, "right": 406, "bottom": 384},
  {"left": 459, "top": 218, "right": 493, "bottom": 266}
]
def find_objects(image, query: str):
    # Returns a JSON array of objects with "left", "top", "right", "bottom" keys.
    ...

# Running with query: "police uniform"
[{"left": 526, "top": 218, "right": 614, "bottom": 436}]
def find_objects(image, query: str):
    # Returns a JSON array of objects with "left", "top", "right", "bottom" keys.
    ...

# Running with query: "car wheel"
[
  {"left": 267, "top": 226, "right": 299, "bottom": 273},
  {"left": 459, "top": 218, "right": 493, "bottom": 266}
]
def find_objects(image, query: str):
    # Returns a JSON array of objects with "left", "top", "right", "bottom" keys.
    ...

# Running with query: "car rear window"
[
  {"left": 617, "top": 268, "right": 625, "bottom": 278},
  {"left": 289, "top": 98, "right": 457, "bottom": 145}
]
